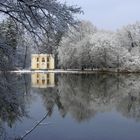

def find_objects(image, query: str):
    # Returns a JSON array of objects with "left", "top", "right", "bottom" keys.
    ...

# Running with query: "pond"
[{"left": 0, "top": 72, "right": 140, "bottom": 140}]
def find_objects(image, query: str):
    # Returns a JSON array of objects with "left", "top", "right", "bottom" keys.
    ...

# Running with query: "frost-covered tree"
[
  {"left": 90, "top": 31, "right": 131, "bottom": 69},
  {"left": 58, "top": 20, "right": 97, "bottom": 69},
  {"left": 15, "top": 30, "right": 35, "bottom": 69},
  {"left": 0, "top": 18, "right": 18, "bottom": 70},
  {"left": 58, "top": 23, "right": 132, "bottom": 70},
  {"left": 0, "top": 0, "right": 82, "bottom": 45},
  {"left": 117, "top": 22, "right": 140, "bottom": 53},
  {"left": 2, "top": 19, "right": 18, "bottom": 50},
  {"left": 116, "top": 22, "right": 140, "bottom": 71}
]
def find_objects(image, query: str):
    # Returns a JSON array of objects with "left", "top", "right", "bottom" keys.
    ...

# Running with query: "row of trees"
[
  {"left": 1, "top": 18, "right": 140, "bottom": 71},
  {"left": 58, "top": 21, "right": 140, "bottom": 71},
  {"left": 1, "top": 0, "right": 140, "bottom": 71}
]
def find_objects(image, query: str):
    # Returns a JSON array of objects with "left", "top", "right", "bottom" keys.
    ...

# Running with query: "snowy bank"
[{"left": 7, "top": 69, "right": 140, "bottom": 74}]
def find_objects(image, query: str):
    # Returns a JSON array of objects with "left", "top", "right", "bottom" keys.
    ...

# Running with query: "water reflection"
[
  {"left": 31, "top": 73, "right": 140, "bottom": 122},
  {"left": 0, "top": 73, "right": 31, "bottom": 139},
  {"left": 31, "top": 73, "right": 55, "bottom": 88},
  {"left": 31, "top": 73, "right": 60, "bottom": 117},
  {"left": 0, "top": 73, "right": 140, "bottom": 139}
]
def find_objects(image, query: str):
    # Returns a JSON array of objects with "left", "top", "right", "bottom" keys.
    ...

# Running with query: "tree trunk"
[{"left": 23, "top": 46, "right": 27, "bottom": 69}]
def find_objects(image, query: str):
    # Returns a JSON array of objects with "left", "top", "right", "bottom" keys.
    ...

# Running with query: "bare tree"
[{"left": 0, "top": 0, "right": 82, "bottom": 43}]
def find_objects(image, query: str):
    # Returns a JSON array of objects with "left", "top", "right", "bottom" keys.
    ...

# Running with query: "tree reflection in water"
[
  {"left": 1, "top": 73, "right": 140, "bottom": 139},
  {"left": 34, "top": 73, "right": 140, "bottom": 122},
  {"left": 0, "top": 73, "right": 31, "bottom": 139}
]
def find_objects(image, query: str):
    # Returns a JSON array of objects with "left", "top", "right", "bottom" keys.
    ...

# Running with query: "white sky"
[{"left": 60, "top": 0, "right": 140, "bottom": 30}]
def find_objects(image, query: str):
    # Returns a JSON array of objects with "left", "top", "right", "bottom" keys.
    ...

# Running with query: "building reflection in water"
[{"left": 31, "top": 73, "right": 55, "bottom": 88}]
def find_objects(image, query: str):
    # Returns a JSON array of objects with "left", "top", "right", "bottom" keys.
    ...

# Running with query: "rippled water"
[{"left": 0, "top": 73, "right": 140, "bottom": 140}]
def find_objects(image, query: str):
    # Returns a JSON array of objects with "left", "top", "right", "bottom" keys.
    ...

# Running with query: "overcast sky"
[{"left": 60, "top": 0, "right": 140, "bottom": 30}]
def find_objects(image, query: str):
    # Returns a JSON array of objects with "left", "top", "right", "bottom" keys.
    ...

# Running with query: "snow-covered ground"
[
  {"left": 8, "top": 68, "right": 140, "bottom": 74},
  {"left": 10, "top": 69, "right": 98, "bottom": 74}
]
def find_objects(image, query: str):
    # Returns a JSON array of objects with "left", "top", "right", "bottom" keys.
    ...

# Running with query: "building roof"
[{"left": 32, "top": 54, "right": 54, "bottom": 57}]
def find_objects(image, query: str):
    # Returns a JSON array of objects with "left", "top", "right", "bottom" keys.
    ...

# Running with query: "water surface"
[{"left": 0, "top": 73, "right": 140, "bottom": 140}]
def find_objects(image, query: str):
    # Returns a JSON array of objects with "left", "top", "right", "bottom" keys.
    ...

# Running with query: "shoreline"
[{"left": 5, "top": 69, "right": 140, "bottom": 74}]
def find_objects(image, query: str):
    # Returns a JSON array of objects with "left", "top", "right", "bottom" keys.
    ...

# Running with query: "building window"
[
  {"left": 37, "top": 80, "right": 39, "bottom": 84},
  {"left": 47, "top": 74, "right": 50, "bottom": 78},
  {"left": 47, "top": 79, "right": 50, "bottom": 84},
  {"left": 37, "top": 73, "right": 39, "bottom": 78},
  {"left": 37, "top": 63, "right": 39, "bottom": 68},
  {"left": 47, "top": 57, "right": 50, "bottom": 62},
  {"left": 47, "top": 63, "right": 50, "bottom": 68},
  {"left": 42, "top": 57, "right": 45, "bottom": 62},
  {"left": 42, "top": 79, "right": 45, "bottom": 84},
  {"left": 37, "top": 57, "right": 39, "bottom": 62}
]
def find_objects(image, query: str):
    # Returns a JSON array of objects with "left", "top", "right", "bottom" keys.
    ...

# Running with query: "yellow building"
[
  {"left": 31, "top": 54, "right": 55, "bottom": 70},
  {"left": 31, "top": 73, "right": 55, "bottom": 88}
]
